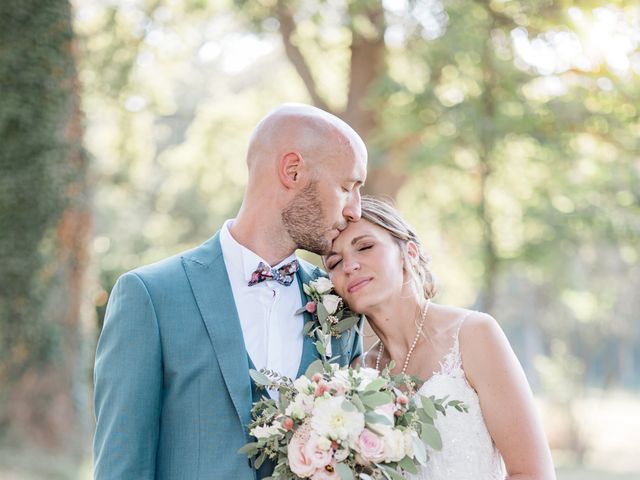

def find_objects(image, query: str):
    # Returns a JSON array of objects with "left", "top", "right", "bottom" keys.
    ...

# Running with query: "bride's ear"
[
  {"left": 278, "top": 151, "right": 303, "bottom": 188},
  {"left": 406, "top": 241, "right": 419, "bottom": 266}
]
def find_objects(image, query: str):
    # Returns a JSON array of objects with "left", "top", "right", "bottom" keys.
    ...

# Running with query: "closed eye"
[
  {"left": 358, "top": 244, "right": 373, "bottom": 251},
  {"left": 327, "top": 258, "right": 342, "bottom": 270}
]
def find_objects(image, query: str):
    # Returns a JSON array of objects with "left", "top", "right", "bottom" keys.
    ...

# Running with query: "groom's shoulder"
[{"left": 125, "top": 232, "right": 222, "bottom": 285}]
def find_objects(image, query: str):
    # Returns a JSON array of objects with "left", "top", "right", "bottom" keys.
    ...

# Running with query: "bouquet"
[{"left": 240, "top": 278, "right": 467, "bottom": 479}]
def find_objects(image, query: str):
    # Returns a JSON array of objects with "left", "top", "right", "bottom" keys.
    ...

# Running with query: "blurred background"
[{"left": 1, "top": 0, "right": 639, "bottom": 478}]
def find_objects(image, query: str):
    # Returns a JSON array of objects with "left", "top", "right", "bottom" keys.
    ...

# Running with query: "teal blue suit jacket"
[{"left": 93, "top": 232, "right": 362, "bottom": 479}]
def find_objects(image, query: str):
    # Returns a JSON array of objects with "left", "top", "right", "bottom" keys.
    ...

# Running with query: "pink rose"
[
  {"left": 315, "top": 383, "right": 329, "bottom": 397},
  {"left": 354, "top": 428, "right": 386, "bottom": 464},
  {"left": 304, "top": 433, "right": 333, "bottom": 469},
  {"left": 311, "top": 461, "right": 340, "bottom": 479},
  {"left": 288, "top": 428, "right": 316, "bottom": 478},
  {"left": 305, "top": 301, "right": 317, "bottom": 313},
  {"left": 283, "top": 417, "right": 294, "bottom": 431},
  {"left": 327, "top": 381, "right": 346, "bottom": 396}
]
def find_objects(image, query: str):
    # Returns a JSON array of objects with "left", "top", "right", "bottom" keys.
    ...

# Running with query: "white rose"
[
  {"left": 330, "top": 368, "right": 352, "bottom": 391},
  {"left": 322, "top": 294, "right": 341, "bottom": 315},
  {"left": 286, "top": 393, "right": 314, "bottom": 420},
  {"left": 381, "top": 428, "right": 406, "bottom": 462},
  {"left": 294, "top": 376, "right": 313, "bottom": 394},
  {"left": 312, "top": 277, "right": 333, "bottom": 294},
  {"left": 403, "top": 429, "right": 418, "bottom": 459},
  {"left": 250, "top": 424, "right": 282, "bottom": 439}
]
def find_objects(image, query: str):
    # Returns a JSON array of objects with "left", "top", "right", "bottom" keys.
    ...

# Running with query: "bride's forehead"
[{"left": 333, "top": 220, "right": 385, "bottom": 248}]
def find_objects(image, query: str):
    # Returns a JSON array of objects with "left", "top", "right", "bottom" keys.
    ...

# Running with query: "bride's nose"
[{"left": 343, "top": 258, "right": 360, "bottom": 274}]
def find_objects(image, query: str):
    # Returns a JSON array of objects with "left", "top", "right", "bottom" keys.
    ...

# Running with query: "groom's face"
[{"left": 282, "top": 146, "right": 366, "bottom": 255}]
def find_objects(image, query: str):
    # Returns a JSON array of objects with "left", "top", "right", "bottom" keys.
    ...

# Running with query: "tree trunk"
[{"left": 0, "top": 0, "right": 93, "bottom": 455}]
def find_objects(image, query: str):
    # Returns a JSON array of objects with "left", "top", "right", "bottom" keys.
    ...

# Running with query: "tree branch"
[{"left": 275, "top": 1, "right": 330, "bottom": 112}]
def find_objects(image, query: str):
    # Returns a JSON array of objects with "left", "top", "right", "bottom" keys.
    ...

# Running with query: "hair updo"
[{"left": 360, "top": 196, "right": 437, "bottom": 300}]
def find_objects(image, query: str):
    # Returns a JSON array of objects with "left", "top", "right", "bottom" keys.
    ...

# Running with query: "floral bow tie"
[{"left": 248, "top": 260, "right": 299, "bottom": 287}]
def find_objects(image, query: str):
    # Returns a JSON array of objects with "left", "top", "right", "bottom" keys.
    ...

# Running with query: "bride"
[{"left": 323, "top": 196, "right": 556, "bottom": 480}]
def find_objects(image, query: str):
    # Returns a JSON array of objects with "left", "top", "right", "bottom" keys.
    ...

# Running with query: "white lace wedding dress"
[{"left": 397, "top": 318, "right": 507, "bottom": 480}]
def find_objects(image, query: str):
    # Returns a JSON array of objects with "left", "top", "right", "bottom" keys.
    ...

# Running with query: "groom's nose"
[{"left": 343, "top": 189, "right": 361, "bottom": 222}]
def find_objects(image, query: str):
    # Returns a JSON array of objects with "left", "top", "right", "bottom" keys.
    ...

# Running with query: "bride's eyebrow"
[
  {"left": 351, "top": 235, "right": 374, "bottom": 245},
  {"left": 326, "top": 235, "right": 374, "bottom": 257}
]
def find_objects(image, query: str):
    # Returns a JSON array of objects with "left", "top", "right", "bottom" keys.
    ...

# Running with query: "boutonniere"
[{"left": 295, "top": 277, "right": 361, "bottom": 359}]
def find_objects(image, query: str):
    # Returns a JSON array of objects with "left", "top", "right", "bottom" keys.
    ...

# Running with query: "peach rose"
[
  {"left": 354, "top": 428, "right": 386, "bottom": 464},
  {"left": 288, "top": 428, "right": 316, "bottom": 478},
  {"left": 304, "top": 433, "right": 333, "bottom": 469}
]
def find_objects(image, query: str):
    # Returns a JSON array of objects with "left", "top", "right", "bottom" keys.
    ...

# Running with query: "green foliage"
[
  {"left": 76, "top": 0, "right": 640, "bottom": 395},
  {"left": 0, "top": 1, "right": 77, "bottom": 375}
]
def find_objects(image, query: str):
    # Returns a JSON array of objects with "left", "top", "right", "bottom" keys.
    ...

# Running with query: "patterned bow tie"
[{"left": 248, "top": 259, "right": 299, "bottom": 287}]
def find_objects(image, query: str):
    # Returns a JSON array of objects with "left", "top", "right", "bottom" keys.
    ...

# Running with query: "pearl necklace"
[{"left": 375, "top": 300, "right": 430, "bottom": 375}]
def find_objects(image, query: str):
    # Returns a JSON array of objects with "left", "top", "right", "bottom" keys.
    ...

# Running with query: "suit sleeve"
[{"left": 93, "top": 272, "right": 162, "bottom": 479}]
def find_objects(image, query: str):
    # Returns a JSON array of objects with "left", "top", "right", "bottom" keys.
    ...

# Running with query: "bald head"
[{"left": 246, "top": 103, "right": 367, "bottom": 174}]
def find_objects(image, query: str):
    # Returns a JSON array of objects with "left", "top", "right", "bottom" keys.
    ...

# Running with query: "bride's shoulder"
[
  {"left": 452, "top": 311, "right": 513, "bottom": 390},
  {"left": 459, "top": 310, "right": 505, "bottom": 345}
]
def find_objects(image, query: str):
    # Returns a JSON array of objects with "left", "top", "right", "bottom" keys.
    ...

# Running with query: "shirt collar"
[{"left": 220, "top": 219, "right": 298, "bottom": 285}]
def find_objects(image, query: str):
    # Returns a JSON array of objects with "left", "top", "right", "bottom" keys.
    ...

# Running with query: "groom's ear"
[{"left": 278, "top": 151, "right": 303, "bottom": 188}]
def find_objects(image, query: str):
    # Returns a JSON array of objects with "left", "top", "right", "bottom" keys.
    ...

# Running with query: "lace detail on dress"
[
  {"left": 436, "top": 330, "right": 463, "bottom": 378},
  {"left": 406, "top": 312, "right": 506, "bottom": 480}
]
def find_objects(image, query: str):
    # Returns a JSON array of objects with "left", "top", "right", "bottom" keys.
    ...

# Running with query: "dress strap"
[{"left": 439, "top": 310, "right": 474, "bottom": 376}]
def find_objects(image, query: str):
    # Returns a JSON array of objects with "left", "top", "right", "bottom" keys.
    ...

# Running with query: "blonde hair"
[{"left": 360, "top": 196, "right": 437, "bottom": 299}]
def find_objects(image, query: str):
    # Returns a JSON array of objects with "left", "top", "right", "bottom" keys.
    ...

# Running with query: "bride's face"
[{"left": 324, "top": 219, "right": 409, "bottom": 314}]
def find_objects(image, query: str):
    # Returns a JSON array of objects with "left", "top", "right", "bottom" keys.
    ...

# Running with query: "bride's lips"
[{"left": 347, "top": 277, "right": 372, "bottom": 294}]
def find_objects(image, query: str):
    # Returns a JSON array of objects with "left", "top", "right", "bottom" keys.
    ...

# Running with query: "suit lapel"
[
  {"left": 295, "top": 262, "right": 322, "bottom": 378},
  {"left": 182, "top": 233, "right": 253, "bottom": 432}
]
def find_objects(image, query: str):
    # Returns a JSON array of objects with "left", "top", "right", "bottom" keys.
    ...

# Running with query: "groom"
[{"left": 93, "top": 104, "right": 368, "bottom": 479}]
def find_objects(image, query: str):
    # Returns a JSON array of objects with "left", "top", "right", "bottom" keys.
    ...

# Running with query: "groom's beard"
[{"left": 282, "top": 180, "right": 333, "bottom": 255}]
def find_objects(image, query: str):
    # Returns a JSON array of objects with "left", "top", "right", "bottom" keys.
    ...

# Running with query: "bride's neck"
[{"left": 366, "top": 295, "right": 424, "bottom": 354}]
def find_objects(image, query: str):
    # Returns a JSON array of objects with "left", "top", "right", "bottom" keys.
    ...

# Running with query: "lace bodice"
[{"left": 406, "top": 321, "right": 506, "bottom": 480}]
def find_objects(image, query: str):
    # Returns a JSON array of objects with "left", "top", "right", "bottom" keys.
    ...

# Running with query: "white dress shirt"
[{"left": 219, "top": 220, "right": 304, "bottom": 392}]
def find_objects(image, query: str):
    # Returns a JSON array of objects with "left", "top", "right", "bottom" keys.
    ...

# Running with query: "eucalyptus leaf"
[
  {"left": 249, "top": 369, "right": 271, "bottom": 386},
  {"left": 364, "top": 377, "right": 388, "bottom": 392},
  {"left": 364, "top": 411, "right": 393, "bottom": 426},
  {"left": 360, "top": 391, "right": 393, "bottom": 408},
  {"left": 315, "top": 340, "right": 325, "bottom": 356},
  {"left": 304, "top": 359, "right": 324, "bottom": 377},
  {"left": 380, "top": 464, "right": 406, "bottom": 480},
  {"left": 237, "top": 442, "right": 260, "bottom": 455},
  {"left": 341, "top": 398, "right": 357, "bottom": 412},
  {"left": 303, "top": 321, "right": 317, "bottom": 335},
  {"left": 351, "top": 393, "right": 365, "bottom": 412},
  {"left": 420, "top": 395, "right": 438, "bottom": 419},
  {"left": 398, "top": 455, "right": 418, "bottom": 474},
  {"left": 317, "top": 301, "right": 329, "bottom": 322},
  {"left": 412, "top": 435, "right": 427, "bottom": 465},
  {"left": 254, "top": 451, "right": 266, "bottom": 469},
  {"left": 335, "top": 462, "right": 354, "bottom": 480},
  {"left": 420, "top": 423, "right": 443, "bottom": 450},
  {"left": 336, "top": 315, "right": 360, "bottom": 332}
]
